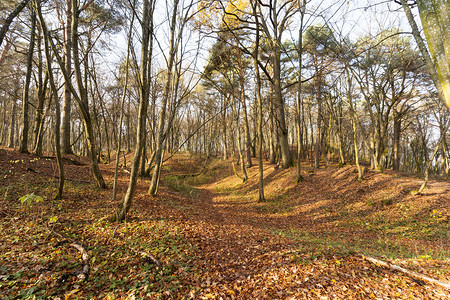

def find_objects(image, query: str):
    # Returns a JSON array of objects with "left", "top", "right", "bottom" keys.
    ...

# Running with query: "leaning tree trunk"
[
  {"left": 0, "top": 0, "right": 30, "bottom": 47},
  {"left": 400, "top": 0, "right": 449, "bottom": 110},
  {"left": 36, "top": 0, "right": 105, "bottom": 188}
]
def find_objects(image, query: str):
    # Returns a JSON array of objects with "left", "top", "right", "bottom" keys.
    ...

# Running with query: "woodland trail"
[
  {"left": 140, "top": 155, "right": 450, "bottom": 298},
  {"left": 0, "top": 149, "right": 449, "bottom": 299}
]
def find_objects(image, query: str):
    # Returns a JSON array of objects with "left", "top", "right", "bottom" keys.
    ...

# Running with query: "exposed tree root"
[{"left": 359, "top": 254, "right": 450, "bottom": 290}]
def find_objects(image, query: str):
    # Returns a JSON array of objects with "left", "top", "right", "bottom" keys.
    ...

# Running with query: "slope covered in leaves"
[{"left": 0, "top": 147, "right": 448, "bottom": 299}]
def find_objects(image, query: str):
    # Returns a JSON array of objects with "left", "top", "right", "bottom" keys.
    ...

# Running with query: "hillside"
[{"left": 0, "top": 148, "right": 449, "bottom": 299}]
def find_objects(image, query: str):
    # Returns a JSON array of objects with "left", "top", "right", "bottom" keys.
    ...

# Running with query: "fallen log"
[{"left": 359, "top": 254, "right": 450, "bottom": 290}]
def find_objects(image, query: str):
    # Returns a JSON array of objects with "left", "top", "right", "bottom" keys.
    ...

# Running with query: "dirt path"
[
  {"left": 149, "top": 158, "right": 450, "bottom": 298},
  {"left": 0, "top": 149, "right": 448, "bottom": 298}
]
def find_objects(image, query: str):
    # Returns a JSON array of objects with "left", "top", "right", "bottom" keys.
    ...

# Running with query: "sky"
[{"left": 96, "top": 0, "right": 424, "bottom": 84}]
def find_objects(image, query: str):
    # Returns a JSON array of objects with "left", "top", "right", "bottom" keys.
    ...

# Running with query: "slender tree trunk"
[
  {"left": 8, "top": 99, "right": 16, "bottom": 148},
  {"left": 148, "top": 0, "right": 179, "bottom": 196},
  {"left": 71, "top": 0, "right": 105, "bottom": 188},
  {"left": 314, "top": 83, "right": 322, "bottom": 168},
  {"left": 33, "top": 28, "right": 46, "bottom": 155},
  {"left": 253, "top": 5, "right": 265, "bottom": 201},
  {"left": 416, "top": 133, "right": 446, "bottom": 194},
  {"left": 37, "top": 0, "right": 64, "bottom": 199},
  {"left": 61, "top": 0, "right": 73, "bottom": 154},
  {"left": 117, "top": 0, "right": 152, "bottom": 221},
  {"left": 269, "top": 86, "right": 276, "bottom": 164},
  {"left": 233, "top": 95, "right": 248, "bottom": 182},
  {"left": 222, "top": 95, "right": 228, "bottom": 159},
  {"left": 237, "top": 52, "right": 252, "bottom": 167},
  {"left": 296, "top": 0, "right": 305, "bottom": 182},
  {"left": 393, "top": 111, "right": 401, "bottom": 171},
  {"left": 19, "top": 8, "right": 36, "bottom": 153}
]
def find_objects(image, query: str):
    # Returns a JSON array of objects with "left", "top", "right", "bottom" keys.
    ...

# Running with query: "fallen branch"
[
  {"left": 359, "top": 254, "right": 450, "bottom": 290},
  {"left": 71, "top": 243, "right": 90, "bottom": 281},
  {"left": 27, "top": 168, "right": 92, "bottom": 184},
  {"left": 130, "top": 248, "right": 162, "bottom": 268},
  {"left": 48, "top": 228, "right": 90, "bottom": 281}
]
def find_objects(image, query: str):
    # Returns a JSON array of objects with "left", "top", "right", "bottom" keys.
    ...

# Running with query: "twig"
[{"left": 359, "top": 254, "right": 450, "bottom": 290}]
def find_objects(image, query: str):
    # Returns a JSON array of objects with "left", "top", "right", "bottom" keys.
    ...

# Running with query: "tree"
[
  {"left": 149, "top": 0, "right": 197, "bottom": 196},
  {"left": 117, "top": 0, "right": 154, "bottom": 221},
  {"left": 19, "top": 5, "right": 36, "bottom": 153},
  {"left": 399, "top": 0, "right": 450, "bottom": 110},
  {"left": 303, "top": 23, "right": 337, "bottom": 168},
  {"left": 35, "top": 0, "right": 64, "bottom": 199},
  {"left": 0, "top": 0, "right": 30, "bottom": 48},
  {"left": 254, "top": 0, "right": 298, "bottom": 168}
]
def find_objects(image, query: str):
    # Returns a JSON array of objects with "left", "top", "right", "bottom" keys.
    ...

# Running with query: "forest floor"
[{"left": 0, "top": 147, "right": 449, "bottom": 299}]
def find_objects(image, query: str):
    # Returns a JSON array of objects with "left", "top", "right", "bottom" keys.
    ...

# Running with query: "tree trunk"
[
  {"left": 38, "top": 0, "right": 64, "bottom": 199},
  {"left": 393, "top": 111, "right": 401, "bottom": 171},
  {"left": 8, "top": 99, "right": 16, "bottom": 148},
  {"left": 71, "top": 0, "right": 105, "bottom": 188},
  {"left": 61, "top": 0, "right": 73, "bottom": 154},
  {"left": 0, "top": 0, "right": 30, "bottom": 47},
  {"left": 148, "top": 0, "right": 179, "bottom": 196},
  {"left": 400, "top": 0, "right": 449, "bottom": 110},
  {"left": 117, "top": 0, "right": 152, "bottom": 221},
  {"left": 33, "top": 28, "right": 47, "bottom": 156},
  {"left": 273, "top": 46, "right": 292, "bottom": 168},
  {"left": 19, "top": 8, "right": 36, "bottom": 154},
  {"left": 296, "top": 0, "right": 306, "bottom": 182},
  {"left": 269, "top": 86, "right": 276, "bottom": 164},
  {"left": 253, "top": 5, "right": 265, "bottom": 201}
]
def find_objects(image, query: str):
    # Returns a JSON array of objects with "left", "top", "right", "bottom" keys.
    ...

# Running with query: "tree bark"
[
  {"left": 19, "top": 8, "right": 36, "bottom": 154},
  {"left": 37, "top": 0, "right": 64, "bottom": 199},
  {"left": 117, "top": 0, "right": 152, "bottom": 221},
  {"left": 61, "top": 0, "right": 73, "bottom": 154},
  {"left": 296, "top": 0, "right": 306, "bottom": 182},
  {"left": 253, "top": 3, "right": 265, "bottom": 201},
  {"left": 149, "top": 0, "right": 180, "bottom": 196},
  {"left": 0, "top": 0, "right": 30, "bottom": 48},
  {"left": 400, "top": 0, "right": 450, "bottom": 110},
  {"left": 71, "top": 0, "right": 105, "bottom": 188}
]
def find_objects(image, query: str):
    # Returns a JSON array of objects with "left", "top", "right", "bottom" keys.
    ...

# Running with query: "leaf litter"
[{"left": 0, "top": 147, "right": 448, "bottom": 299}]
